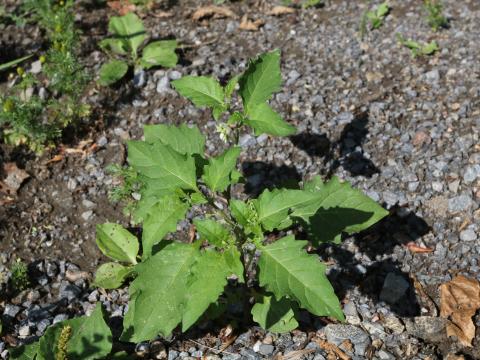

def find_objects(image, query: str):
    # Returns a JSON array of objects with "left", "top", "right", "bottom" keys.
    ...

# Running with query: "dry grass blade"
[
  {"left": 405, "top": 241, "right": 434, "bottom": 253},
  {"left": 440, "top": 275, "right": 480, "bottom": 347},
  {"left": 239, "top": 15, "right": 265, "bottom": 31},
  {"left": 192, "top": 6, "right": 235, "bottom": 21},
  {"left": 267, "top": 6, "right": 296, "bottom": 16},
  {"left": 279, "top": 348, "right": 315, "bottom": 360}
]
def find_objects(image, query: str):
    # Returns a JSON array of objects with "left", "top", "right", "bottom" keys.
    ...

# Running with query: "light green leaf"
[
  {"left": 193, "top": 218, "right": 231, "bottom": 247},
  {"left": 202, "top": 147, "right": 241, "bottom": 192},
  {"left": 254, "top": 189, "right": 317, "bottom": 231},
  {"left": 421, "top": 41, "right": 439, "bottom": 55},
  {"left": 9, "top": 342, "right": 39, "bottom": 360},
  {"left": 93, "top": 262, "right": 132, "bottom": 289},
  {"left": 227, "top": 111, "right": 244, "bottom": 125},
  {"left": 223, "top": 246, "right": 244, "bottom": 283},
  {"left": 98, "top": 60, "right": 129, "bottom": 86},
  {"left": 244, "top": 102, "right": 296, "bottom": 137},
  {"left": 212, "top": 103, "right": 227, "bottom": 120},
  {"left": 127, "top": 141, "right": 197, "bottom": 190},
  {"left": 143, "top": 124, "right": 205, "bottom": 155},
  {"left": 239, "top": 50, "right": 282, "bottom": 112},
  {"left": 172, "top": 76, "right": 225, "bottom": 108},
  {"left": 229, "top": 199, "right": 250, "bottom": 227},
  {"left": 96, "top": 223, "right": 139, "bottom": 264},
  {"left": 292, "top": 176, "right": 389, "bottom": 244},
  {"left": 99, "top": 38, "right": 128, "bottom": 55},
  {"left": 38, "top": 303, "right": 112, "bottom": 360},
  {"left": 225, "top": 74, "right": 241, "bottom": 99},
  {"left": 108, "top": 13, "right": 145, "bottom": 57},
  {"left": 252, "top": 295, "right": 299, "bottom": 333},
  {"left": 140, "top": 40, "right": 178, "bottom": 69},
  {"left": 122, "top": 242, "right": 197, "bottom": 342},
  {"left": 182, "top": 250, "right": 229, "bottom": 331},
  {"left": 258, "top": 236, "right": 344, "bottom": 320},
  {"left": 142, "top": 196, "right": 188, "bottom": 259},
  {"left": 376, "top": 2, "right": 390, "bottom": 17}
]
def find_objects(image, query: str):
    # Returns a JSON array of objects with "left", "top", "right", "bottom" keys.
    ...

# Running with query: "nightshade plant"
[
  {"left": 396, "top": 34, "right": 439, "bottom": 58},
  {"left": 98, "top": 12, "right": 178, "bottom": 86},
  {"left": 94, "top": 50, "right": 388, "bottom": 341}
]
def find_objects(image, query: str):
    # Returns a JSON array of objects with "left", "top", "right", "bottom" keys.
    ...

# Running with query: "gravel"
[{"left": 1, "top": 0, "right": 480, "bottom": 358}]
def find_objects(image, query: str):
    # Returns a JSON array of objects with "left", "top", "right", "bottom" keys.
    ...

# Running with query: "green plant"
[
  {"left": 98, "top": 12, "right": 178, "bottom": 86},
  {"left": 94, "top": 50, "right": 388, "bottom": 341},
  {"left": 424, "top": 0, "right": 448, "bottom": 31},
  {"left": 282, "top": 0, "right": 323, "bottom": 8},
  {"left": 10, "top": 259, "right": 30, "bottom": 292},
  {"left": 359, "top": 1, "right": 389, "bottom": 38},
  {"left": 0, "top": 55, "right": 33, "bottom": 72},
  {"left": 9, "top": 303, "right": 120, "bottom": 360},
  {"left": 0, "top": 0, "right": 89, "bottom": 151},
  {"left": 396, "top": 34, "right": 439, "bottom": 58}
]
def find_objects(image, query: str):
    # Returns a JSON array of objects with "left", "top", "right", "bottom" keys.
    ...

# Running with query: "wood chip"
[
  {"left": 107, "top": 0, "right": 136, "bottom": 15},
  {"left": 405, "top": 241, "right": 434, "bottom": 253},
  {"left": 0, "top": 162, "right": 29, "bottom": 205},
  {"left": 279, "top": 349, "right": 315, "bottom": 360},
  {"left": 239, "top": 15, "right": 265, "bottom": 31},
  {"left": 440, "top": 275, "right": 480, "bottom": 347},
  {"left": 410, "top": 274, "right": 438, "bottom": 316},
  {"left": 192, "top": 5, "right": 235, "bottom": 21},
  {"left": 267, "top": 6, "right": 295, "bottom": 16}
]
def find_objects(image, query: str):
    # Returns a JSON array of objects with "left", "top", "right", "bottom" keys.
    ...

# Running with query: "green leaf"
[
  {"left": 292, "top": 176, "right": 389, "bottom": 244},
  {"left": 143, "top": 124, "right": 205, "bottom": 155},
  {"left": 239, "top": 50, "right": 282, "bottom": 112},
  {"left": 142, "top": 196, "right": 189, "bottom": 259},
  {"left": 212, "top": 103, "right": 227, "bottom": 120},
  {"left": 181, "top": 250, "right": 229, "bottom": 331},
  {"left": 421, "top": 41, "right": 439, "bottom": 55},
  {"left": 96, "top": 223, "right": 139, "bottom": 264},
  {"left": 99, "top": 38, "right": 128, "bottom": 55},
  {"left": 108, "top": 13, "right": 145, "bottom": 57},
  {"left": 122, "top": 242, "right": 197, "bottom": 342},
  {"left": 38, "top": 303, "right": 112, "bottom": 360},
  {"left": 225, "top": 74, "right": 241, "bottom": 99},
  {"left": 0, "top": 54, "right": 33, "bottom": 72},
  {"left": 229, "top": 199, "right": 250, "bottom": 227},
  {"left": 202, "top": 147, "right": 241, "bottom": 192},
  {"left": 244, "top": 102, "right": 296, "bottom": 136},
  {"left": 376, "top": 2, "right": 389, "bottom": 17},
  {"left": 9, "top": 342, "right": 39, "bottom": 360},
  {"left": 140, "top": 40, "right": 178, "bottom": 69},
  {"left": 111, "top": 352, "right": 134, "bottom": 359},
  {"left": 193, "top": 218, "right": 231, "bottom": 247},
  {"left": 254, "top": 189, "right": 317, "bottom": 231},
  {"left": 98, "top": 60, "right": 129, "bottom": 86},
  {"left": 172, "top": 76, "right": 225, "bottom": 108},
  {"left": 93, "top": 262, "right": 132, "bottom": 289},
  {"left": 127, "top": 141, "right": 197, "bottom": 190},
  {"left": 258, "top": 236, "right": 344, "bottom": 321},
  {"left": 252, "top": 295, "right": 299, "bottom": 333},
  {"left": 223, "top": 246, "right": 244, "bottom": 283}
]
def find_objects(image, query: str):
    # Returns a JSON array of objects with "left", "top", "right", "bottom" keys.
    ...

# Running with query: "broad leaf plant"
[
  {"left": 94, "top": 50, "right": 388, "bottom": 341},
  {"left": 98, "top": 12, "right": 177, "bottom": 86}
]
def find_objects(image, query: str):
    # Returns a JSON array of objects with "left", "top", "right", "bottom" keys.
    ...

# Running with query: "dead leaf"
[
  {"left": 267, "top": 6, "right": 295, "bottom": 16},
  {"left": 410, "top": 274, "right": 438, "bottom": 316},
  {"left": 440, "top": 275, "right": 480, "bottom": 347},
  {"left": 192, "top": 5, "right": 235, "bottom": 21},
  {"left": 313, "top": 339, "right": 350, "bottom": 360},
  {"left": 45, "top": 154, "right": 64, "bottom": 165},
  {"left": 107, "top": 0, "right": 136, "bottom": 15},
  {"left": 239, "top": 15, "right": 265, "bottom": 31},
  {"left": 445, "top": 354, "right": 465, "bottom": 360},
  {"left": 405, "top": 241, "right": 434, "bottom": 253},
  {"left": 0, "top": 162, "right": 30, "bottom": 205}
]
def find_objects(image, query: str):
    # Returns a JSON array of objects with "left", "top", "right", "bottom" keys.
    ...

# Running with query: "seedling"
[
  {"left": 424, "top": 0, "right": 448, "bottom": 31},
  {"left": 98, "top": 13, "right": 178, "bottom": 86},
  {"left": 94, "top": 50, "right": 388, "bottom": 341},
  {"left": 10, "top": 259, "right": 30, "bottom": 292},
  {"left": 360, "top": 1, "right": 390, "bottom": 38},
  {"left": 397, "top": 34, "right": 439, "bottom": 58}
]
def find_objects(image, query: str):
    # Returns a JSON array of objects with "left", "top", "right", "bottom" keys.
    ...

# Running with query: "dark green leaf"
[{"left": 98, "top": 60, "right": 129, "bottom": 86}]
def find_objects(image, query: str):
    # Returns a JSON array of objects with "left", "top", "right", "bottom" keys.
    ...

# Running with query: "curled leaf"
[
  {"left": 239, "top": 15, "right": 265, "bottom": 31},
  {"left": 192, "top": 6, "right": 235, "bottom": 21}
]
